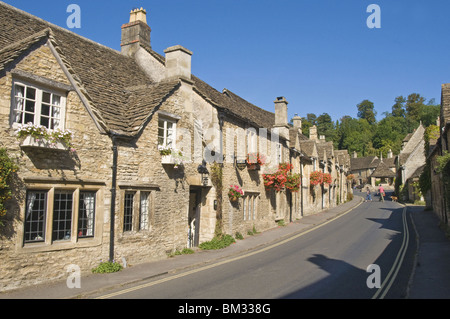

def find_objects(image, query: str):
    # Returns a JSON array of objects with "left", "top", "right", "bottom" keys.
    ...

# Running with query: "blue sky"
[{"left": 4, "top": 0, "right": 450, "bottom": 123}]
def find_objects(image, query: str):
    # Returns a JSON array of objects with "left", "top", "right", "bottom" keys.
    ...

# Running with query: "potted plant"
[
  {"left": 159, "top": 146, "right": 186, "bottom": 167},
  {"left": 228, "top": 185, "right": 244, "bottom": 202},
  {"left": 246, "top": 153, "right": 266, "bottom": 170}
]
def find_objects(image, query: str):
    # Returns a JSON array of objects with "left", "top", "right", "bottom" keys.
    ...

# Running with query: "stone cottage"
[
  {"left": 429, "top": 84, "right": 450, "bottom": 225},
  {"left": 0, "top": 3, "right": 350, "bottom": 291},
  {"left": 395, "top": 123, "right": 426, "bottom": 201}
]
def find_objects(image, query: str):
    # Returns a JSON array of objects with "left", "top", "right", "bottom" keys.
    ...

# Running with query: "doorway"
[{"left": 188, "top": 188, "right": 201, "bottom": 248}]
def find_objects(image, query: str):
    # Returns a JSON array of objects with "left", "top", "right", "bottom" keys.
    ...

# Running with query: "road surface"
[{"left": 94, "top": 193, "right": 416, "bottom": 299}]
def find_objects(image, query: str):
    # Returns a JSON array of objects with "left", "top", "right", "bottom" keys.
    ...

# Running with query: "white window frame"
[
  {"left": 158, "top": 117, "right": 177, "bottom": 150},
  {"left": 11, "top": 79, "right": 67, "bottom": 130}
]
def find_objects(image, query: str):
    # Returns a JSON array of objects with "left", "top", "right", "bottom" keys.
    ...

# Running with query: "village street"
[{"left": 90, "top": 192, "right": 416, "bottom": 299}]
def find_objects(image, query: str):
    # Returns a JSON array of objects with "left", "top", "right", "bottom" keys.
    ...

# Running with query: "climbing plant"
[
  {"left": 210, "top": 162, "right": 223, "bottom": 237},
  {"left": 0, "top": 148, "right": 18, "bottom": 226}
]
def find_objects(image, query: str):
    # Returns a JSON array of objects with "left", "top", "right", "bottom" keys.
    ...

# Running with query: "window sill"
[
  {"left": 18, "top": 237, "right": 102, "bottom": 254},
  {"left": 20, "top": 135, "right": 67, "bottom": 151}
]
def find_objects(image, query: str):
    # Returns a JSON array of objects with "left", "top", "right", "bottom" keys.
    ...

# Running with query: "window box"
[
  {"left": 20, "top": 135, "right": 67, "bottom": 151},
  {"left": 247, "top": 164, "right": 260, "bottom": 171},
  {"left": 161, "top": 154, "right": 176, "bottom": 165}
]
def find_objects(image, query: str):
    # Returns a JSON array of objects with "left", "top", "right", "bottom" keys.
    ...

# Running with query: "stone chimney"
[
  {"left": 353, "top": 151, "right": 358, "bottom": 158},
  {"left": 274, "top": 97, "right": 288, "bottom": 127},
  {"left": 164, "top": 45, "right": 193, "bottom": 81},
  {"left": 292, "top": 114, "right": 302, "bottom": 131},
  {"left": 387, "top": 149, "right": 393, "bottom": 158},
  {"left": 309, "top": 125, "right": 318, "bottom": 141},
  {"left": 121, "top": 8, "right": 151, "bottom": 56}
]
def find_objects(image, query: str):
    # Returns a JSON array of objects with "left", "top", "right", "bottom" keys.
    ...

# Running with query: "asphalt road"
[{"left": 94, "top": 193, "right": 416, "bottom": 299}]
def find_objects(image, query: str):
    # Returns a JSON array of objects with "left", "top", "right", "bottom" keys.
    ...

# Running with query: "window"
[
  {"left": 52, "top": 190, "right": 73, "bottom": 241},
  {"left": 123, "top": 192, "right": 134, "bottom": 232},
  {"left": 139, "top": 192, "right": 150, "bottom": 231},
  {"left": 246, "top": 128, "right": 257, "bottom": 154},
  {"left": 78, "top": 192, "right": 96, "bottom": 238},
  {"left": 24, "top": 191, "right": 47, "bottom": 243},
  {"left": 243, "top": 194, "right": 258, "bottom": 221},
  {"left": 122, "top": 191, "right": 152, "bottom": 232},
  {"left": 12, "top": 81, "right": 65, "bottom": 129},
  {"left": 158, "top": 118, "right": 176, "bottom": 149},
  {"left": 23, "top": 188, "right": 97, "bottom": 245}
]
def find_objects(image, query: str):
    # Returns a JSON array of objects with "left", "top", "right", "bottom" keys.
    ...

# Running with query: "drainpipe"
[{"left": 109, "top": 133, "right": 118, "bottom": 262}]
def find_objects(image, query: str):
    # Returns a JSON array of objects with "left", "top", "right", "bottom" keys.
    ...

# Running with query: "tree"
[
  {"left": 357, "top": 99, "right": 377, "bottom": 124},
  {"left": 405, "top": 93, "right": 425, "bottom": 122},
  {"left": 392, "top": 96, "right": 406, "bottom": 118},
  {"left": 317, "top": 113, "right": 336, "bottom": 142}
]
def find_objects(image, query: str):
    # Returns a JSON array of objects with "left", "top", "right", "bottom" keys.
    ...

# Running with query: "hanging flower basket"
[
  {"left": 228, "top": 185, "right": 244, "bottom": 201},
  {"left": 322, "top": 173, "right": 332, "bottom": 185},
  {"left": 310, "top": 171, "right": 323, "bottom": 186},
  {"left": 263, "top": 163, "right": 300, "bottom": 192}
]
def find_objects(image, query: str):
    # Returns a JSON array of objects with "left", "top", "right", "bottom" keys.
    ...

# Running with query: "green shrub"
[
  {"left": 92, "top": 261, "right": 123, "bottom": 274},
  {"left": 169, "top": 248, "right": 195, "bottom": 257},
  {"left": 199, "top": 234, "right": 235, "bottom": 250}
]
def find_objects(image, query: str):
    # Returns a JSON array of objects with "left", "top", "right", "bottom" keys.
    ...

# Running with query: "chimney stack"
[
  {"left": 309, "top": 125, "right": 318, "bottom": 141},
  {"left": 387, "top": 149, "right": 393, "bottom": 158},
  {"left": 164, "top": 45, "right": 193, "bottom": 81},
  {"left": 292, "top": 114, "right": 302, "bottom": 131},
  {"left": 121, "top": 8, "right": 151, "bottom": 56},
  {"left": 274, "top": 97, "right": 288, "bottom": 127}
]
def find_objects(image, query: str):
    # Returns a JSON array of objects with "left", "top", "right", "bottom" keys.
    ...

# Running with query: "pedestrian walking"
[
  {"left": 378, "top": 185, "right": 385, "bottom": 202},
  {"left": 366, "top": 187, "right": 372, "bottom": 202}
]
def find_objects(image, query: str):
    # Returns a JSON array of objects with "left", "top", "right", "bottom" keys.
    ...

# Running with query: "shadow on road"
[{"left": 280, "top": 195, "right": 415, "bottom": 299}]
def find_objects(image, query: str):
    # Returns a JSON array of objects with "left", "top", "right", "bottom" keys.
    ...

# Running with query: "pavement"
[{"left": 1, "top": 192, "right": 450, "bottom": 299}]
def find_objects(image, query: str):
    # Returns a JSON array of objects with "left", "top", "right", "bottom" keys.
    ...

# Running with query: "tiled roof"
[
  {"left": 350, "top": 156, "right": 378, "bottom": 171},
  {"left": 316, "top": 141, "right": 334, "bottom": 160},
  {"left": 0, "top": 2, "right": 181, "bottom": 136},
  {"left": 192, "top": 75, "right": 275, "bottom": 129},
  {"left": 299, "top": 140, "right": 317, "bottom": 158},
  {"left": 141, "top": 47, "right": 277, "bottom": 130},
  {"left": 370, "top": 160, "right": 396, "bottom": 178}
]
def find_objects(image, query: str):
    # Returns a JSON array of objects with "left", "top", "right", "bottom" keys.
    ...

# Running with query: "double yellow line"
[{"left": 372, "top": 206, "right": 409, "bottom": 299}]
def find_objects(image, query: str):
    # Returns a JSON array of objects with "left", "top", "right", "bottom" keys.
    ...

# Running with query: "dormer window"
[{"left": 11, "top": 80, "right": 66, "bottom": 130}]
